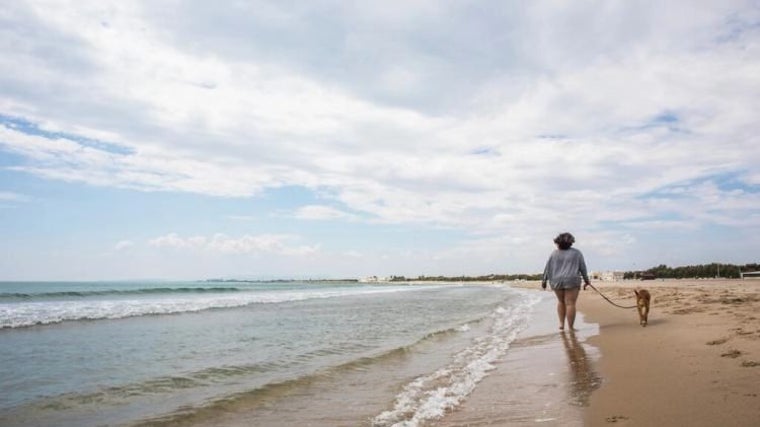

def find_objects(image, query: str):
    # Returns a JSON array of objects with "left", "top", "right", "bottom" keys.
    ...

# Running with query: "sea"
[{"left": 0, "top": 280, "right": 599, "bottom": 427}]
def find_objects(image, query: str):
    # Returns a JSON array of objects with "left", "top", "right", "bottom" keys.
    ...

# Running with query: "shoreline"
[
  {"left": 581, "top": 279, "right": 760, "bottom": 426},
  {"left": 441, "top": 279, "right": 760, "bottom": 426},
  {"left": 435, "top": 291, "right": 600, "bottom": 426}
]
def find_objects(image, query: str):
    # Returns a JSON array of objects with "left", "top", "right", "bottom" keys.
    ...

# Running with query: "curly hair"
[{"left": 553, "top": 232, "right": 575, "bottom": 250}]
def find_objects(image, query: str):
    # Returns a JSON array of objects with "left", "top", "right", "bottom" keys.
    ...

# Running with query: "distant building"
[
  {"left": 359, "top": 276, "right": 390, "bottom": 283},
  {"left": 740, "top": 271, "right": 760, "bottom": 280},
  {"left": 591, "top": 271, "right": 625, "bottom": 281}
]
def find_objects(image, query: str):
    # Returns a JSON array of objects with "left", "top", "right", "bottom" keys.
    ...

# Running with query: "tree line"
[
  {"left": 623, "top": 263, "right": 760, "bottom": 280},
  {"left": 388, "top": 262, "right": 760, "bottom": 282},
  {"left": 390, "top": 273, "right": 543, "bottom": 282}
]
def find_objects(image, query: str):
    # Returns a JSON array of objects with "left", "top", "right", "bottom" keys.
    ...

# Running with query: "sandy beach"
[
  {"left": 438, "top": 279, "right": 760, "bottom": 426},
  {"left": 582, "top": 279, "right": 760, "bottom": 426},
  {"left": 4, "top": 280, "right": 758, "bottom": 426}
]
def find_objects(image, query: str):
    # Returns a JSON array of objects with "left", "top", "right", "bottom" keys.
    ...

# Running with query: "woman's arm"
[
  {"left": 541, "top": 253, "right": 553, "bottom": 289},
  {"left": 578, "top": 251, "right": 591, "bottom": 288}
]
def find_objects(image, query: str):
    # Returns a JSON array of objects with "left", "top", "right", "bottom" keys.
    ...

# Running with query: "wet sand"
[
  {"left": 442, "top": 279, "right": 760, "bottom": 426},
  {"left": 436, "top": 295, "right": 601, "bottom": 427}
]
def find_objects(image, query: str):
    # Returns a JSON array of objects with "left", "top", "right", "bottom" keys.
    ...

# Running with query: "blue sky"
[{"left": 1, "top": 1, "right": 759, "bottom": 280}]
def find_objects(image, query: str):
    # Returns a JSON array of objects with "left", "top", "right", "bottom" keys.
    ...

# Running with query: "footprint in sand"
[
  {"left": 720, "top": 349, "right": 741, "bottom": 358},
  {"left": 673, "top": 306, "right": 705, "bottom": 315}
]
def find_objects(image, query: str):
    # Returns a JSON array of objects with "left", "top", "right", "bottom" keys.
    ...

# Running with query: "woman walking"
[{"left": 541, "top": 232, "right": 591, "bottom": 330}]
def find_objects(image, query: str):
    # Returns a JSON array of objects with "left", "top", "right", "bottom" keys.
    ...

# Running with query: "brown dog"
[{"left": 634, "top": 289, "right": 651, "bottom": 327}]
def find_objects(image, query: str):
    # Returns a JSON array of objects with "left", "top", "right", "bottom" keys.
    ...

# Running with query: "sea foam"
[
  {"left": 371, "top": 290, "right": 540, "bottom": 427},
  {"left": 0, "top": 285, "right": 430, "bottom": 329}
]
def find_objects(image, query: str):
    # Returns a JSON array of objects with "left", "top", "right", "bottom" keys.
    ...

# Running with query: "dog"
[{"left": 634, "top": 289, "right": 651, "bottom": 327}]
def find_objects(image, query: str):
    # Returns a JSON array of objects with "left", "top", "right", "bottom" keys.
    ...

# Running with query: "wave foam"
[
  {"left": 372, "top": 290, "right": 540, "bottom": 427},
  {"left": 0, "top": 285, "right": 432, "bottom": 329}
]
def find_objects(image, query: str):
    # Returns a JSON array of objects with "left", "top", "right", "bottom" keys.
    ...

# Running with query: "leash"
[{"left": 586, "top": 283, "right": 637, "bottom": 309}]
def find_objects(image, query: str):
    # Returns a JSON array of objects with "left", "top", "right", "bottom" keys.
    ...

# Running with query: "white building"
[
  {"left": 359, "top": 276, "right": 390, "bottom": 283},
  {"left": 592, "top": 271, "right": 625, "bottom": 281}
]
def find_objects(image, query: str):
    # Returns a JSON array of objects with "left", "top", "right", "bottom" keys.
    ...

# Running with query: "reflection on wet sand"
[
  {"left": 561, "top": 330, "right": 601, "bottom": 407},
  {"left": 434, "top": 296, "right": 601, "bottom": 427}
]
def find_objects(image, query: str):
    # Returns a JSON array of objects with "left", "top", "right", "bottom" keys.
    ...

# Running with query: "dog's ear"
[{"left": 634, "top": 290, "right": 640, "bottom": 297}]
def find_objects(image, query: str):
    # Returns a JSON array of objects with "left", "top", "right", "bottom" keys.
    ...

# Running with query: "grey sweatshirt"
[{"left": 542, "top": 248, "right": 590, "bottom": 290}]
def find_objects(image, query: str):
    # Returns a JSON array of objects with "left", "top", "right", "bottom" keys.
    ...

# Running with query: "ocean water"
[{"left": 0, "top": 280, "right": 554, "bottom": 426}]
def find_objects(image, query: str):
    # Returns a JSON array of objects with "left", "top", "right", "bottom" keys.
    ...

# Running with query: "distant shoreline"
[{"left": 201, "top": 276, "right": 760, "bottom": 285}]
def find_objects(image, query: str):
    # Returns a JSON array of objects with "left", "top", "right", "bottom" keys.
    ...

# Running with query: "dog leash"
[{"left": 585, "top": 283, "right": 637, "bottom": 309}]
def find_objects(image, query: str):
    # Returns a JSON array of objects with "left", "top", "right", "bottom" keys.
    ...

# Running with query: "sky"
[{"left": 1, "top": 1, "right": 759, "bottom": 281}]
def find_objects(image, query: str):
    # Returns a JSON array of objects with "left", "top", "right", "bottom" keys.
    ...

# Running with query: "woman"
[{"left": 542, "top": 232, "right": 591, "bottom": 330}]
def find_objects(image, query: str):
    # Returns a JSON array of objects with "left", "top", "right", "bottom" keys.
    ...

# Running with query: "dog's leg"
[
  {"left": 642, "top": 298, "right": 650, "bottom": 327},
  {"left": 635, "top": 290, "right": 646, "bottom": 326}
]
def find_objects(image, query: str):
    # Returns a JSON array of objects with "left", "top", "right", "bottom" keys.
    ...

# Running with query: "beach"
[
  {"left": 582, "top": 279, "right": 760, "bottom": 426},
  {"left": 433, "top": 294, "right": 600, "bottom": 427},
  {"left": 2, "top": 279, "right": 759, "bottom": 426},
  {"left": 465, "top": 279, "right": 759, "bottom": 427}
]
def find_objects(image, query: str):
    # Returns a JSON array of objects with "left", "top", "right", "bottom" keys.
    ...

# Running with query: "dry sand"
[{"left": 582, "top": 279, "right": 760, "bottom": 426}]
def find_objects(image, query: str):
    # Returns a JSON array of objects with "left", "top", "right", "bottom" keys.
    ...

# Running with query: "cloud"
[
  {"left": 1, "top": 1, "right": 759, "bottom": 276},
  {"left": 0, "top": 191, "right": 31, "bottom": 202},
  {"left": 148, "top": 233, "right": 319, "bottom": 256},
  {"left": 225, "top": 215, "right": 259, "bottom": 221},
  {"left": 342, "top": 250, "right": 363, "bottom": 258},
  {"left": 292, "top": 205, "right": 357, "bottom": 221},
  {"left": 113, "top": 240, "right": 134, "bottom": 251}
]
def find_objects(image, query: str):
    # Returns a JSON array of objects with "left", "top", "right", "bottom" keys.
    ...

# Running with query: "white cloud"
[
  {"left": 225, "top": 215, "right": 259, "bottom": 221},
  {"left": 292, "top": 205, "right": 357, "bottom": 221},
  {"left": 148, "top": 233, "right": 318, "bottom": 256},
  {"left": 0, "top": 191, "right": 31, "bottom": 202},
  {"left": 1, "top": 1, "right": 759, "bottom": 277},
  {"left": 113, "top": 240, "right": 134, "bottom": 251}
]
